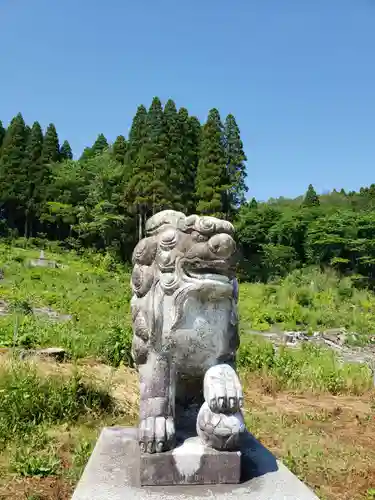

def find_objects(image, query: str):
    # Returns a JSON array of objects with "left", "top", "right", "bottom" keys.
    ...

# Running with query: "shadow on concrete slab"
[{"left": 240, "top": 432, "right": 278, "bottom": 482}]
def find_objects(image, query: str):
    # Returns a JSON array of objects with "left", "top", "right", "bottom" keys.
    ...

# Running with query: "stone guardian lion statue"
[{"left": 130, "top": 210, "right": 246, "bottom": 454}]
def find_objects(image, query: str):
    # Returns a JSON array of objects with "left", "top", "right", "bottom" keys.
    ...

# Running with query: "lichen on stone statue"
[{"left": 130, "top": 210, "right": 246, "bottom": 455}]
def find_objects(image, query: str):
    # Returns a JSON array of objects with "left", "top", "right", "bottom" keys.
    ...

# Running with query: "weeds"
[
  {"left": 239, "top": 267, "right": 375, "bottom": 340},
  {"left": 70, "top": 439, "right": 95, "bottom": 481},
  {"left": 0, "top": 360, "right": 114, "bottom": 445},
  {"left": 100, "top": 324, "right": 133, "bottom": 368},
  {"left": 1, "top": 243, "right": 375, "bottom": 499},
  {"left": 10, "top": 446, "right": 60, "bottom": 477},
  {"left": 0, "top": 245, "right": 132, "bottom": 358},
  {"left": 238, "top": 336, "right": 373, "bottom": 394}
]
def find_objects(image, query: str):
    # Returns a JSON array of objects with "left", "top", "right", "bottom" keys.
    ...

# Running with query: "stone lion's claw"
[
  {"left": 139, "top": 416, "right": 175, "bottom": 454},
  {"left": 204, "top": 364, "right": 244, "bottom": 414}
]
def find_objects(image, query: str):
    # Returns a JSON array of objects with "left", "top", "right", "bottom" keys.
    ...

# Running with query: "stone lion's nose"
[{"left": 208, "top": 233, "right": 236, "bottom": 258}]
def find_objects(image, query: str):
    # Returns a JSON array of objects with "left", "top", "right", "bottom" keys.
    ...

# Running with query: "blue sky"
[{"left": 1, "top": 0, "right": 374, "bottom": 201}]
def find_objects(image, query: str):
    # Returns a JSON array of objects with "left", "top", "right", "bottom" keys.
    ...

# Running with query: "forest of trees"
[{"left": 1, "top": 96, "right": 375, "bottom": 285}]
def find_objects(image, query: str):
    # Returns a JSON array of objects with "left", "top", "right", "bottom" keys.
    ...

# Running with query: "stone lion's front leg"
[
  {"left": 196, "top": 364, "right": 246, "bottom": 451},
  {"left": 138, "top": 352, "right": 175, "bottom": 454}
]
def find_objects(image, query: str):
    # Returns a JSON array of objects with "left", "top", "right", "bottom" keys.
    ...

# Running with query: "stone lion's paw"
[
  {"left": 203, "top": 364, "right": 243, "bottom": 413},
  {"left": 139, "top": 416, "right": 175, "bottom": 454}
]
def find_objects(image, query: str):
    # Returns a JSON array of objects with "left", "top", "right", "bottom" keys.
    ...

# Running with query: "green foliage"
[
  {"left": 0, "top": 245, "right": 132, "bottom": 358},
  {"left": 135, "top": 97, "right": 170, "bottom": 212},
  {"left": 125, "top": 104, "right": 148, "bottom": 167},
  {"left": 303, "top": 184, "right": 320, "bottom": 207},
  {"left": 236, "top": 188, "right": 375, "bottom": 285},
  {"left": 10, "top": 443, "right": 60, "bottom": 477},
  {"left": 124, "top": 97, "right": 172, "bottom": 238},
  {"left": 238, "top": 267, "right": 375, "bottom": 337},
  {"left": 164, "top": 99, "right": 185, "bottom": 211},
  {"left": 22, "top": 121, "right": 47, "bottom": 238},
  {"left": 80, "top": 134, "right": 108, "bottom": 162},
  {"left": 59, "top": 140, "right": 73, "bottom": 161},
  {"left": 5, "top": 99, "right": 375, "bottom": 292},
  {"left": 0, "top": 113, "right": 28, "bottom": 227},
  {"left": 237, "top": 336, "right": 275, "bottom": 371},
  {"left": 41, "top": 123, "right": 60, "bottom": 165},
  {"left": 70, "top": 439, "right": 95, "bottom": 480},
  {"left": 0, "top": 119, "right": 5, "bottom": 150},
  {"left": 224, "top": 113, "right": 248, "bottom": 215},
  {"left": 0, "top": 360, "right": 113, "bottom": 445},
  {"left": 91, "top": 133, "right": 109, "bottom": 156},
  {"left": 79, "top": 146, "right": 94, "bottom": 162},
  {"left": 100, "top": 324, "right": 133, "bottom": 367},
  {"left": 183, "top": 114, "right": 201, "bottom": 213},
  {"left": 112, "top": 134, "right": 127, "bottom": 164},
  {"left": 238, "top": 336, "right": 373, "bottom": 394},
  {"left": 195, "top": 108, "right": 227, "bottom": 217}
]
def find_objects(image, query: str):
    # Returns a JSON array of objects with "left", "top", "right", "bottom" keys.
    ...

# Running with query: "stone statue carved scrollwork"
[{"left": 130, "top": 210, "right": 246, "bottom": 454}]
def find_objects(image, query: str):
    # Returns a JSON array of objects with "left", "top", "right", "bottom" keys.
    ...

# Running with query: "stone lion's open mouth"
[
  {"left": 183, "top": 259, "right": 234, "bottom": 284},
  {"left": 186, "top": 270, "right": 231, "bottom": 284}
]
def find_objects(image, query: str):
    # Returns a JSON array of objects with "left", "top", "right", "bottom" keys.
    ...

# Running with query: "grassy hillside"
[
  {"left": 0, "top": 244, "right": 132, "bottom": 361},
  {"left": 239, "top": 267, "right": 375, "bottom": 340},
  {"left": 1, "top": 244, "right": 375, "bottom": 358},
  {"left": 0, "top": 243, "right": 374, "bottom": 499}
]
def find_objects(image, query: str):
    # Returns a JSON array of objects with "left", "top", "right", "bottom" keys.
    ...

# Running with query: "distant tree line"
[
  {"left": 0, "top": 97, "right": 247, "bottom": 260},
  {"left": 237, "top": 184, "right": 375, "bottom": 286},
  {"left": 1, "top": 97, "right": 375, "bottom": 285}
]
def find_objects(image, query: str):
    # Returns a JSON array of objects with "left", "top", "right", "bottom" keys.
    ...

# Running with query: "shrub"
[
  {"left": 100, "top": 324, "right": 133, "bottom": 368},
  {"left": 237, "top": 336, "right": 275, "bottom": 370}
]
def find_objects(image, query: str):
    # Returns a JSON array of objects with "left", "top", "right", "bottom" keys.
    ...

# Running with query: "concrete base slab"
[
  {"left": 72, "top": 427, "right": 319, "bottom": 500},
  {"left": 141, "top": 436, "right": 241, "bottom": 486}
]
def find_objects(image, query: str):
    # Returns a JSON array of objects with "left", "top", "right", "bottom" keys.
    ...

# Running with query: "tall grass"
[
  {"left": 0, "top": 360, "right": 114, "bottom": 446},
  {"left": 0, "top": 244, "right": 132, "bottom": 359},
  {"left": 238, "top": 335, "right": 373, "bottom": 394},
  {"left": 239, "top": 267, "right": 375, "bottom": 340}
]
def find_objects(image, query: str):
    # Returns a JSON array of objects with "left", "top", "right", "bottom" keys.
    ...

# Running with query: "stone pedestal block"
[
  {"left": 140, "top": 436, "right": 241, "bottom": 486},
  {"left": 71, "top": 427, "right": 319, "bottom": 500}
]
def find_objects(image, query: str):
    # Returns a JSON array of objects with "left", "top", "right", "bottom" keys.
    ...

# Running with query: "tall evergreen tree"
[
  {"left": 80, "top": 147, "right": 93, "bottom": 162},
  {"left": 0, "top": 113, "right": 28, "bottom": 229},
  {"left": 22, "top": 121, "right": 46, "bottom": 237},
  {"left": 185, "top": 115, "right": 201, "bottom": 212},
  {"left": 224, "top": 114, "right": 248, "bottom": 216},
  {"left": 195, "top": 108, "right": 227, "bottom": 217},
  {"left": 249, "top": 197, "right": 258, "bottom": 209},
  {"left": 164, "top": 99, "right": 184, "bottom": 210},
  {"left": 177, "top": 108, "right": 201, "bottom": 213},
  {"left": 25, "top": 125, "right": 31, "bottom": 142},
  {"left": 60, "top": 140, "right": 73, "bottom": 161},
  {"left": 141, "top": 97, "right": 170, "bottom": 213},
  {"left": 41, "top": 123, "right": 60, "bottom": 165},
  {"left": 112, "top": 135, "right": 127, "bottom": 164},
  {"left": 125, "top": 104, "right": 148, "bottom": 167},
  {"left": 0, "top": 120, "right": 6, "bottom": 152},
  {"left": 125, "top": 98, "right": 169, "bottom": 239},
  {"left": 91, "top": 133, "right": 108, "bottom": 156},
  {"left": 303, "top": 184, "right": 320, "bottom": 207}
]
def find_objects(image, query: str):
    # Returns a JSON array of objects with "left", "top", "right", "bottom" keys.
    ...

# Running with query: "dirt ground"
[{"left": 0, "top": 361, "right": 374, "bottom": 500}]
